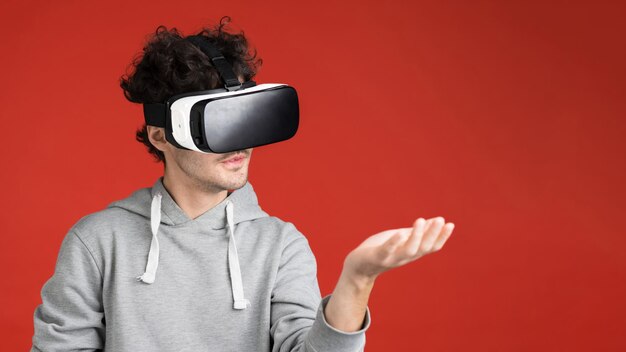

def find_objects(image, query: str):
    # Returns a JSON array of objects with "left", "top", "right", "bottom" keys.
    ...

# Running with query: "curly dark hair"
[{"left": 120, "top": 16, "right": 262, "bottom": 164}]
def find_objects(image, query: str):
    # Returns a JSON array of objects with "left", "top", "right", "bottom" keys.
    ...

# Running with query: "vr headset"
[{"left": 143, "top": 35, "right": 299, "bottom": 154}]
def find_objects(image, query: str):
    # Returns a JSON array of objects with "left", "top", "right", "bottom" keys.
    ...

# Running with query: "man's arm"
[
  {"left": 31, "top": 230, "right": 105, "bottom": 351},
  {"left": 270, "top": 222, "right": 371, "bottom": 352},
  {"left": 270, "top": 217, "right": 454, "bottom": 351},
  {"left": 325, "top": 217, "right": 455, "bottom": 332}
]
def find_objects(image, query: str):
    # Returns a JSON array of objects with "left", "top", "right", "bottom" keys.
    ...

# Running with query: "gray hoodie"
[{"left": 31, "top": 177, "right": 371, "bottom": 351}]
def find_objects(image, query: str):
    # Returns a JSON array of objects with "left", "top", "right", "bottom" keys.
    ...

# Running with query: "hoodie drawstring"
[
  {"left": 136, "top": 193, "right": 162, "bottom": 284},
  {"left": 136, "top": 193, "right": 250, "bottom": 310},
  {"left": 226, "top": 200, "right": 251, "bottom": 310}
]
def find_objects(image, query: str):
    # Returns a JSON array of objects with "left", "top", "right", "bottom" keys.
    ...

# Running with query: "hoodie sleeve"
[
  {"left": 31, "top": 229, "right": 105, "bottom": 352},
  {"left": 270, "top": 223, "right": 371, "bottom": 352}
]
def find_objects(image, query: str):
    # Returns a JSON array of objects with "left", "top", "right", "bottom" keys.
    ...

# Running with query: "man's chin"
[{"left": 221, "top": 173, "right": 248, "bottom": 192}]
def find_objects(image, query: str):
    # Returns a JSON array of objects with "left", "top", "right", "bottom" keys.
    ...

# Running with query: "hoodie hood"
[
  {"left": 108, "top": 177, "right": 269, "bottom": 229},
  {"left": 106, "top": 177, "right": 269, "bottom": 310}
]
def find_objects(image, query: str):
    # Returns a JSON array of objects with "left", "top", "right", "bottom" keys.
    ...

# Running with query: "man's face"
[
  {"left": 157, "top": 75, "right": 253, "bottom": 193},
  {"left": 166, "top": 145, "right": 254, "bottom": 193}
]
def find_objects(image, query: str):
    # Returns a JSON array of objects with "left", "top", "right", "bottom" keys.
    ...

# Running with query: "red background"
[{"left": 1, "top": 0, "right": 625, "bottom": 350}]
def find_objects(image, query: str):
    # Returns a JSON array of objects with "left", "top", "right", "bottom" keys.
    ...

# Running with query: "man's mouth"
[{"left": 221, "top": 153, "right": 246, "bottom": 163}]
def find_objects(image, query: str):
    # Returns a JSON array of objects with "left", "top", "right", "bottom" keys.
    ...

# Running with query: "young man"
[{"left": 31, "top": 17, "right": 455, "bottom": 352}]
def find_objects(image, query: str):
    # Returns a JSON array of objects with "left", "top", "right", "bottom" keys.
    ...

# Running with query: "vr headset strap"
[
  {"left": 186, "top": 35, "right": 242, "bottom": 91},
  {"left": 143, "top": 104, "right": 166, "bottom": 127},
  {"left": 143, "top": 35, "right": 249, "bottom": 127}
]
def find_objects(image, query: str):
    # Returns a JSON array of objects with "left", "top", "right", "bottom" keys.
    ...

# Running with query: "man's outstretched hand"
[
  {"left": 344, "top": 216, "right": 456, "bottom": 281},
  {"left": 324, "top": 217, "right": 456, "bottom": 332}
]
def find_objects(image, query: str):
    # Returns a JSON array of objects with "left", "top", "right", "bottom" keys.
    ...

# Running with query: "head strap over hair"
[{"left": 185, "top": 35, "right": 242, "bottom": 91}]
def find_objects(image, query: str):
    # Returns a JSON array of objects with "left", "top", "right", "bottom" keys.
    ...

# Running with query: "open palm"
[{"left": 344, "top": 217, "right": 456, "bottom": 279}]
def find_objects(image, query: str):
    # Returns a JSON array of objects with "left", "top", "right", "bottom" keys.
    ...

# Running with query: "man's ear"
[{"left": 146, "top": 126, "right": 168, "bottom": 152}]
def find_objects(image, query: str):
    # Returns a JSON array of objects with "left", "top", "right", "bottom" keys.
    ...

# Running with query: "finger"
[
  {"left": 422, "top": 217, "right": 438, "bottom": 235},
  {"left": 402, "top": 218, "right": 426, "bottom": 257},
  {"left": 419, "top": 216, "right": 445, "bottom": 253},
  {"left": 432, "top": 222, "right": 455, "bottom": 251}
]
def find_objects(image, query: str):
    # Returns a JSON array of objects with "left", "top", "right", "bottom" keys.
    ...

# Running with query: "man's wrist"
[
  {"left": 325, "top": 269, "right": 375, "bottom": 332},
  {"left": 339, "top": 267, "right": 377, "bottom": 292}
]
